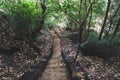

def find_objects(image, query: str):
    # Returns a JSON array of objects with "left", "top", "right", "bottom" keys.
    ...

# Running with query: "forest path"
[{"left": 39, "top": 30, "right": 69, "bottom": 80}]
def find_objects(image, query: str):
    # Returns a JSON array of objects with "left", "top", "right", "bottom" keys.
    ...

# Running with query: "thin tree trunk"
[
  {"left": 83, "top": 0, "right": 88, "bottom": 38},
  {"left": 107, "top": 4, "right": 120, "bottom": 35},
  {"left": 78, "top": 0, "right": 83, "bottom": 44},
  {"left": 112, "top": 17, "right": 120, "bottom": 38},
  {"left": 85, "top": 3, "right": 93, "bottom": 41},
  {"left": 40, "top": 0, "right": 46, "bottom": 29},
  {"left": 74, "top": 0, "right": 96, "bottom": 61},
  {"left": 74, "top": 0, "right": 83, "bottom": 61},
  {"left": 33, "top": 0, "right": 46, "bottom": 35},
  {"left": 98, "top": 0, "right": 111, "bottom": 40}
]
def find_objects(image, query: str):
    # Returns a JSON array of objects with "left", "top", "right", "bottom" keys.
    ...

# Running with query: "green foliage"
[
  {"left": 60, "top": 0, "right": 79, "bottom": 19},
  {"left": 86, "top": 29, "right": 98, "bottom": 40},
  {"left": 111, "top": 37, "right": 120, "bottom": 45},
  {"left": 0, "top": 0, "right": 112, "bottom": 42},
  {"left": 92, "top": 0, "right": 106, "bottom": 18},
  {"left": 104, "top": 35, "right": 120, "bottom": 45},
  {"left": 0, "top": 8, "right": 7, "bottom": 20},
  {"left": 47, "top": 0, "right": 61, "bottom": 13},
  {"left": 1, "top": 0, "right": 42, "bottom": 39},
  {"left": 44, "top": 0, "right": 67, "bottom": 28}
]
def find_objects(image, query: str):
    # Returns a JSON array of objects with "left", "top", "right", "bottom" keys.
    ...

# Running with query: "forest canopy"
[{"left": 0, "top": 0, "right": 120, "bottom": 42}]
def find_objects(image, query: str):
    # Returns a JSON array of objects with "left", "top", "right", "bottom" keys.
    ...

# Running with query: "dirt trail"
[{"left": 39, "top": 30, "right": 69, "bottom": 80}]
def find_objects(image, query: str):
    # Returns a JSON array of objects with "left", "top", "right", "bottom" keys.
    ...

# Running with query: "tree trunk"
[
  {"left": 107, "top": 4, "right": 120, "bottom": 35},
  {"left": 74, "top": 0, "right": 96, "bottom": 61},
  {"left": 84, "top": 0, "right": 93, "bottom": 41},
  {"left": 98, "top": 0, "right": 111, "bottom": 40},
  {"left": 33, "top": 0, "right": 46, "bottom": 35},
  {"left": 112, "top": 17, "right": 120, "bottom": 38}
]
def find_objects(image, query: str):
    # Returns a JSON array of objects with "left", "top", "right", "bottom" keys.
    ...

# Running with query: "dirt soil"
[
  {"left": 60, "top": 30, "right": 120, "bottom": 80},
  {"left": 0, "top": 23, "right": 120, "bottom": 80},
  {"left": 39, "top": 30, "right": 69, "bottom": 80},
  {"left": 0, "top": 23, "right": 52, "bottom": 80}
]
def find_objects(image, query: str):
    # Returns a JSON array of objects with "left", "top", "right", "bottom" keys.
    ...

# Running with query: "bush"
[
  {"left": 2, "top": 1, "right": 42, "bottom": 40},
  {"left": 0, "top": 9, "right": 7, "bottom": 23},
  {"left": 86, "top": 29, "right": 98, "bottom": 40},
  {"left": 103, "top": 35, "right": 120, "bottom": 46}
]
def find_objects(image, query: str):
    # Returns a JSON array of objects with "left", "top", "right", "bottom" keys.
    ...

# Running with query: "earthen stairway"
[{"left": 39, "top": 30, "right": 69, "bottom": 80}]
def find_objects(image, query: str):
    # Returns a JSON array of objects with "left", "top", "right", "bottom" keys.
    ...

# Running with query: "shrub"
[{"left": 2, "top": 1, "right": 42, "bottom": 40}]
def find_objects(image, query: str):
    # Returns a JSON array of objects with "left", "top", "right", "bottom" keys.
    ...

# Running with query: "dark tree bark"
[
  {"left": 41, "top": 0, "right": 46, "bottom": 14},
  {"left": 107, "top": 4, "right": 120, "bottom": 36},
  {"left": 78, "top": 0, "right": 83, "bottom": 44},
  {"left": 78, "top": 0, "right": 96, "bottom": 44},
  {"left": 84, "top": 0, "right": 93, "bottom": 41},
  {"left": 39, "top": 0, "right": 46, "bottom": 30},
  {"left": 74, "top": 0, "right": 83, "bottom": 61},
  {"left": 98, "top": 0, "right": 111, "bottom": 40},
  {"left": 112, "top": 17, "right": 120, "bottom": 38},
  {"left": 74, "top": 0, "right": 96, "bottom": 61},
  {"left": 33, "top": 0, "right": 46, "bottom": 35}
]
